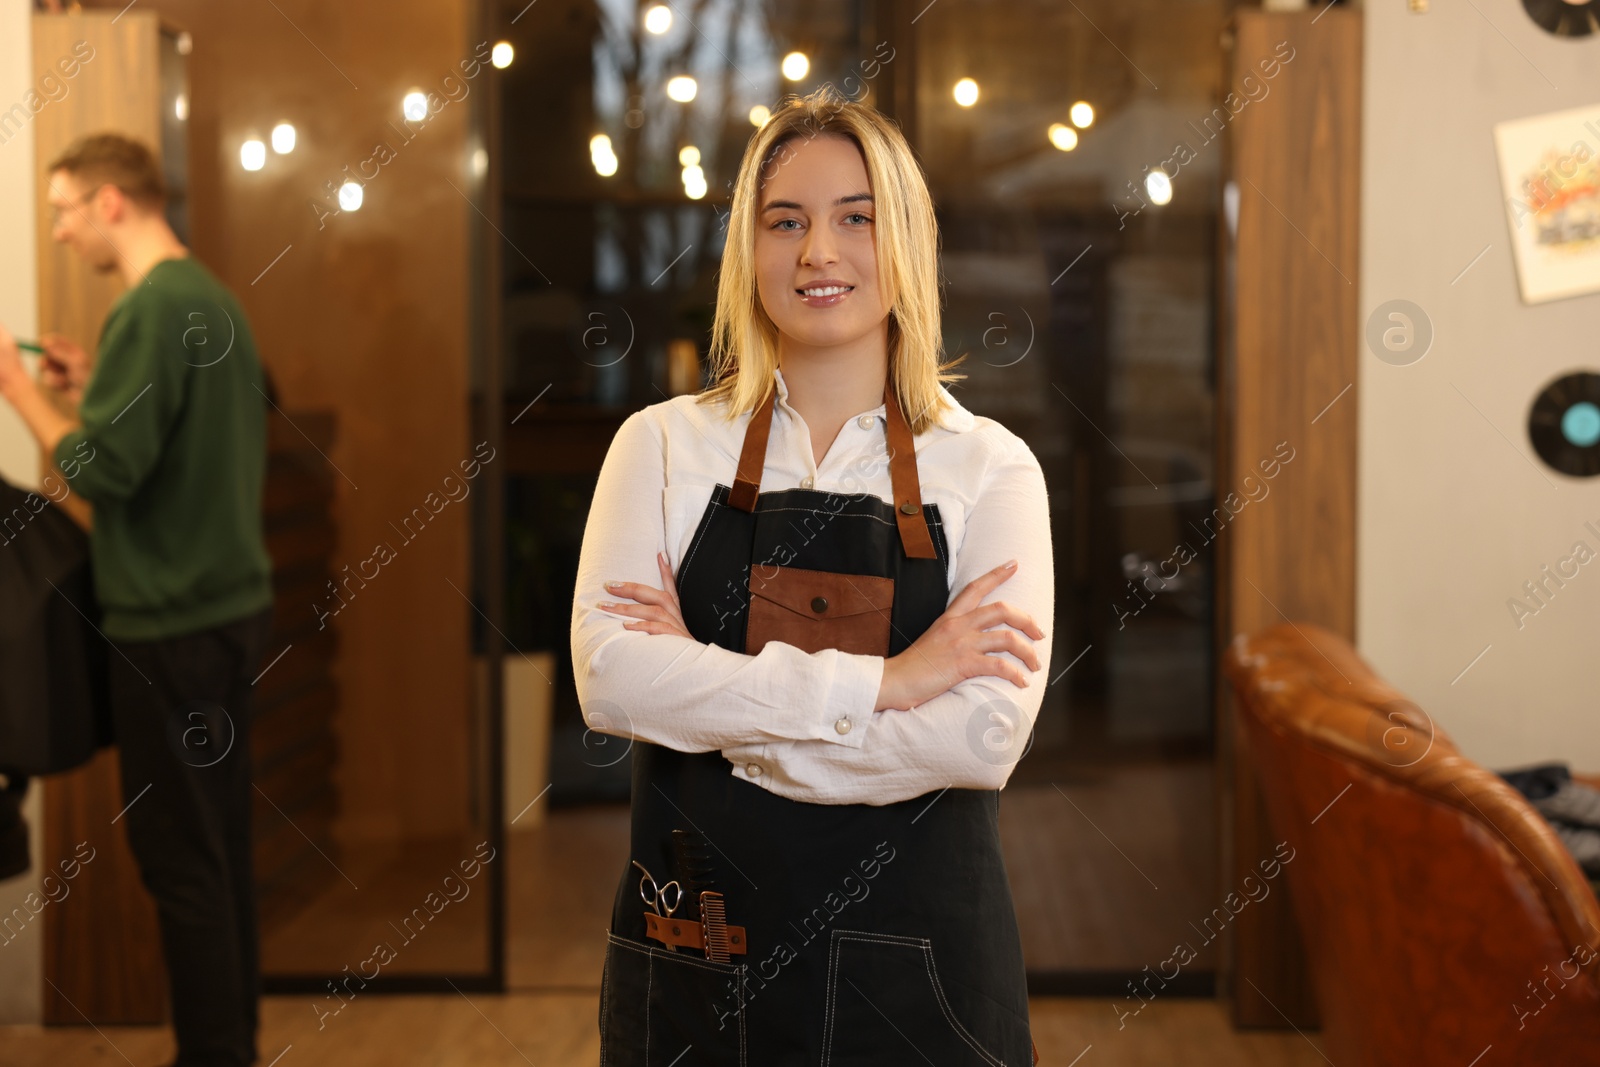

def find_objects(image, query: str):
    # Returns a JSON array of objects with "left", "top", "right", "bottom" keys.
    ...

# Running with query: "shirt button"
[
  {"left": 800, "top": 475, "right": 814, "bottom": 489},
  {"left": 857, "top": 415, "right": 875, "bottom": 430},
  {"left": 835, "top": 717, "right": 853, "bottom": 735},
  {"left": 745, "top": 762, "right": 762, "bottom": 777}
]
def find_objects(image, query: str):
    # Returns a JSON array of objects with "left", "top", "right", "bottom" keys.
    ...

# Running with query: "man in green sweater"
[{"left": 0, "top": 133, "right": 272, "bottom": 1067}]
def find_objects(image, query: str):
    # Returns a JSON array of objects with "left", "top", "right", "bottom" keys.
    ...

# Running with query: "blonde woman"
[{"left": 573, "top": 85, "right": 1053, "bottom": 1065}]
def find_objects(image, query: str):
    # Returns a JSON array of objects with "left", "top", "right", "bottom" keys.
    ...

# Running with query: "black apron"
[{"left": 599, "top": 379, "right": 1038, "bottom": 1066}]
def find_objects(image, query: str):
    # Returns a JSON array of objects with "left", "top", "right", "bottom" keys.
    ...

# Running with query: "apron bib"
[{"left": 598, "top": 379, "right": 1038, "bottom": 1066}]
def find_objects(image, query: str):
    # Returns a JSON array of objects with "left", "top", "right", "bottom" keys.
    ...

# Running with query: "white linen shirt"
[{"left": 570, "top": 366, "right": 1054, "bottom": 807}]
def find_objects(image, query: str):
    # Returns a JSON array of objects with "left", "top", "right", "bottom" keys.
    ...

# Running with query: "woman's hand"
[
  {"left": 875, "top": 559, "right": 1045, "bottom": 711},
  {"left": 598, "top": 551, "right": 692, "bottom": 639}
]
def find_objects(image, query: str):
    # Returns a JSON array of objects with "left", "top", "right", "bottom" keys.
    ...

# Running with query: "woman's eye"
[
  {"left": 846, "top": 213, "right": 872, "bottom": 225},
  {"left": 772, "top": 218, "right": 801, "bottom": 231}
]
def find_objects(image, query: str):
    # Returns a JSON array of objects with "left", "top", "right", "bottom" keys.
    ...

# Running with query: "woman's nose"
[{"left": 800, "top": 226, "right": 838, "bottom": 267}]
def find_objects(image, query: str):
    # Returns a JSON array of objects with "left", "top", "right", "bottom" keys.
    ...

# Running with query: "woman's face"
[{"left": 753, "top": 132, "right": 891, "bottom": 355}]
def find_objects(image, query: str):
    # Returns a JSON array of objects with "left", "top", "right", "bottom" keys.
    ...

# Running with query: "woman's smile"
[{"left": 796, "top": 280, "right": 855, "bottom": 307}]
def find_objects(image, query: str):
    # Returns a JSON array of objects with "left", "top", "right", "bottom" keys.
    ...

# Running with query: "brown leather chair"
[{"left": 1224, "top": 622, "right": 1600, "bottom": 1065}]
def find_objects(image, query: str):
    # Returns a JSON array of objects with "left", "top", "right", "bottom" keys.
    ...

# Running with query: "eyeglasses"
[{"left": 46, "top": 184, "right": 103, "bottom": 225}]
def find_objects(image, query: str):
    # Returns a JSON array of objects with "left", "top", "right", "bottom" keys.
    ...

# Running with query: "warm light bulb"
[
  {"left": 1070, "top": 101, "right": 1094, "bottom": 128},
  {"left": 644, "top": 5, "right": 672, "bottom": 34},
  {"left": 590, "top": 134, "right": 618, "bottom": 177},
  {"left": 666, "top": 75, "right": 697, "bottom": 102},
  {"left": 1048, "top": 123, "right": 1078, "bottom": 151},
  {"left": 491, "top": 42, "right": 513, "bottom": 69},
  {"left": 174, "top": 93, "right": 188, "bottom": 121},
  {"left": 240, "top": 139, "right": 266, "bottom": 171},
  {"left": 781, "top": 52, "right": 809, "bottom": 81},
  {"left": 953, "top": 78, "right": 979, "bottom": 107},
  {"left": 683, "top": 163, "right": 708, "bottom": 199},
  {"left": 270, "top": 122, "right": 296, "bottom": 154},
  {"left": 749, "top": 104, "right": 770, "bottom": 127},
  {"left": 338, "top": 181, "right": 363, "bottom": 211},
  {"left": 679, "top": 145, "right": 701, "bottom": 167},
  {"left": 1145, "top": 168, "right": 1172, "bottom": 206},
  {"left": 403, "top": 90, "right": 429, "bottom": 122}
]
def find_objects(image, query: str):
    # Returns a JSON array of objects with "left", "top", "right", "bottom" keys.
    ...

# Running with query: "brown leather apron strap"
[
  {"left": 883, "top": 385, "right": 939, "bottom": 560},
  {"left": 728, "top": 374, "right": 939, "bottom": 561},
  {"left": 728, "top": 384, "right": 776, "bottom": 513}
]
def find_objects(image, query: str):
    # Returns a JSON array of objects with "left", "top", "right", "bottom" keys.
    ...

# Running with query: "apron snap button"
[
  {"left": 811, "top": 596, "right": 828, "bottom": 613},
  {"left": 899, "top": 501, "right": 918, "bottom": 515}
]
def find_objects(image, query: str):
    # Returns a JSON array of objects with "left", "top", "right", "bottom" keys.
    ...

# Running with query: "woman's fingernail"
[
  {"left": 605, "top": 580, "right": 622, "bottom": 588},
  {"left": 1004, "top": 559, "right": 1018, "bottom": 570}
]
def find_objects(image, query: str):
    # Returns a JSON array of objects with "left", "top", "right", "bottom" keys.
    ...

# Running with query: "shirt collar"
[{"left": 772, "top": 365, "right": 975, "bottom": 435}]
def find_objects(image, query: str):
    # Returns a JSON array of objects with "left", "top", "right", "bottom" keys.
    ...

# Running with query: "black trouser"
[{"left": 109, "top": 607, "right": 274, "bottom": 1067}]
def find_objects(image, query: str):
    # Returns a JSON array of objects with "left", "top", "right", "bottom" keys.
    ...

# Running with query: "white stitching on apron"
[{"left": 822, "top": 929, "right": 1007, "bottom": 1067}]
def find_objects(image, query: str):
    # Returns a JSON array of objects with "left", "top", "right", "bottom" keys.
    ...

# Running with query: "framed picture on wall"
[{"left": 1493, "top": 103, "right": 1600, "bottom": 304}]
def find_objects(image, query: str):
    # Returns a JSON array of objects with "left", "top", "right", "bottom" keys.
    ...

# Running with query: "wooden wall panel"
[
  {"left": 82, "top": 0, "right": 480, "bottom": 848},
  {"left": 1219, "top": 7, "right": 1361, "bottom": 1029},
  {"left": 35, "top": 10, "right": 175, "bottom": 1025},
  {"left": 32, "top": 12, "right": 162, "bottom": 355}
]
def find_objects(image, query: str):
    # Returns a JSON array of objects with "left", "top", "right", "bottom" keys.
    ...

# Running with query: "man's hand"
[
  {"left": 38, "top": 333, "right": 90, "bottom": 405},
  {"left": 597, "top": 551, "right": 692, "bottom": 639},
  {"left": 0, "top": 322, "right": 26, "bottom": 399},
  {"left": 0, "top": 321, "right": 76, "bottom": 457}
]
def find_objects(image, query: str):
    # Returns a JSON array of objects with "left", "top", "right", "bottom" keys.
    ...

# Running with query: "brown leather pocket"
[{"left": 745, "top": 566, "right": 894, "bottom": 657}]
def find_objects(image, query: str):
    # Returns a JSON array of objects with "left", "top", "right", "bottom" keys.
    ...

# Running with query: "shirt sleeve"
[
  {"left": 52, "top": 296, "right": 187, "bottom": 503},
  {"left": 571, "top": 408, "right": 886, "bottom": 754},
  {"left": 719, "top": 428, "right": 1056, "bottom": 806}
]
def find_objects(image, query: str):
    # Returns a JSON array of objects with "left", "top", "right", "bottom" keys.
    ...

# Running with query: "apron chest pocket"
[
  {"left": 601, "top": 931, "right": 748, "bottom": 1067},
  {"left": 822, "top": 930, "right": 1008, "bottom": 1067},
  {"left": 745, "top": 566, "right": 894, "bottom": 657}
]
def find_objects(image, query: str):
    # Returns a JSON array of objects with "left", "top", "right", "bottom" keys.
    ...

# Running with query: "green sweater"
[{"left": 53, "top": 255, "right": 273, "bottom": 641}]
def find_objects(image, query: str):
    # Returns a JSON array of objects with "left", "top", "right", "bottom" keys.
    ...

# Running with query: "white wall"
[
  {"left": 0, "top": 0, "right": 44, "bottom": 1028},
  {"left": 1360, "top": 5, "right": 1600, "bottom": 771}
]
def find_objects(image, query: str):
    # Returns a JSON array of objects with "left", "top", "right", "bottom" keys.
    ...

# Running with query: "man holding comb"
[{"left": 0, "top": 132, "right": 273, "bottom": 1067}]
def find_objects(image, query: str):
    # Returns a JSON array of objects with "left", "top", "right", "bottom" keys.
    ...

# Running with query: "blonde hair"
[{"left": 697, "top": 84, "right": 966, "bottom": 436}]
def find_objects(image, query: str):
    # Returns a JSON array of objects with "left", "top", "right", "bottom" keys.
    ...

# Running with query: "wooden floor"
[
  {"left": 0, "top": 993, "right": 1330, "bottom": 1066},
  {"left": 1001, "top": 765, "right": 1216, "bottom": 972},
  {"left": 262, "top": 836, "right": 491, "bottom": 975},
  {"left": 508, "top": 804, "right": 629, "bottom": 990}
]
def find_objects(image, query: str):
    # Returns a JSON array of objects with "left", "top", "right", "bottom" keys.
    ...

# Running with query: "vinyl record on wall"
[
  {"left": 1528, "top": 371, "right": 1600, "bottom": 477},
  {"left": 1521, "top": 0, "right": 1600, "bottom": 37}
]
